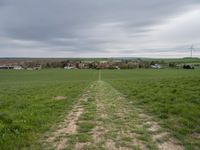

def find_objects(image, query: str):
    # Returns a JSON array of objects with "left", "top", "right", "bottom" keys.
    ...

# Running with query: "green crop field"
[
  {"left": 0, "top": 69, "right": 98, "bottom": 149},
  {"left": 102, "top": 69, "right": 200, "bottom": 149},
  {"left": 0, "top": 69, "right": 199, "bottom": 150}
]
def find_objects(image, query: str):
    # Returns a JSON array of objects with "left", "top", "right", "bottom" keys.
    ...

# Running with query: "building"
[
  {"left": 33, "top": 65, "right": 42, "bottom": 70},
  {"left": 64, "top": 66, "right": 76, "bottom": 69},
  {"left": 14, "top": 66, "right": 23, "bottom": 70},
  {"left": 151, "top": 64, "right": 161, "bottom": 69},
  {"left": 0, "top": 66, "right": 14, "bottom": 70}
]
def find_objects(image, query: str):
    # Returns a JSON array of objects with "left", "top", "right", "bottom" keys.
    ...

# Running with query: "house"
[
  {"left": 115, "top": 66, "right": 120, "bottom": 69},
  {"left": 26, "top": 65, "right": 42, "bottom": 70},
  {"left": 99, "top": 60, "right": 108, "bottom": 64},
  {"left": 14, "top": 66, "right": 23, "bottom": 70},
  {"left": 78, "top": 63, "right": 85, "bottom": 69},
  {"left": 0, "top": 66, "right": 14, "bottom": 70},
  {"left": 27, "top": 68, "right": 33, "bottom": 70},
  {"left": 33, "top": 65, "right": 42, "bottom": 70},
  {"left": 64, "top": 66, "right": 76, "bottom": 69},
  {"left": 151, "top": 64, "right": 161, "bottom": 69}
]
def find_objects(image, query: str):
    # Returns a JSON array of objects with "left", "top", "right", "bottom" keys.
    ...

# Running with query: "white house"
[
  {"left": 14, "top": 66, "right": 23, "bottom": 70},
  {"left": 64, "top": 66, "right": 76, "bottom": 69},
  {"left": 151, "top": 64, "right": 161, "bottom": 69}
]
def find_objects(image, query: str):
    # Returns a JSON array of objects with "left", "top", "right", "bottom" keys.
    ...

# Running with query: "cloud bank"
[{"left": 0, "top": 0, "right": 200, "bottom": 57}]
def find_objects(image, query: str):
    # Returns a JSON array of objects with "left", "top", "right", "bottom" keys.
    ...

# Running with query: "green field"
[
  {"left": 0, "top": 69, "right": 199, "bottom": 150},
  {"left": 102, "top": 69, "right": 200, "bottom": 149},
  {"left": 0, "top": 69, "right": 98, "bottom": 149}
]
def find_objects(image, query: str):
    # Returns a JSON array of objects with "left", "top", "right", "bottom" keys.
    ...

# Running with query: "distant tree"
[
  {"left": 150, "top": 61, "right": 155, "bottom": 65},
  {"left": 183, "top": 65, "right": 194, "bottom": 69},
  {"left": 169, "top": 63, "right": 176, "bottom": 68}
]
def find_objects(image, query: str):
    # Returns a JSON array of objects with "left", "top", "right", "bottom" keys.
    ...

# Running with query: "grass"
[
  {"left": 0, "top": 69, "right": 98, "bottom": 149},
  {"left": 0, "top": 69, "right": 200, "bottom": 149},
  {"left": 102, "top": 69, "right": 200, "bottom": 149}
]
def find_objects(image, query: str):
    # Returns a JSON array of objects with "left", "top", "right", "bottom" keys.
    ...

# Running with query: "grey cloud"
[{"left": 0, "top": 0, "right": 200, "bottom": 57}]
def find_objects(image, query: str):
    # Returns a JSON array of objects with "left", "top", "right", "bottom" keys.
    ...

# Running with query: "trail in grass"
[
  {"left": 41, "top": 80, "right": 184, "bottom": 150},
  {"left": 41, "top": 83, "right": 94, "bottom": 150}
]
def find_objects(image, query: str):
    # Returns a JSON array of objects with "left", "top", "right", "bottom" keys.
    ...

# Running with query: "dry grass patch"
[{"left": 54, "top": 96, "right": 67, "bottom": 100}]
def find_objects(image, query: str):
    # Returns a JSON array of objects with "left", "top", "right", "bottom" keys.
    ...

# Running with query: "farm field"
[
  {"left": 0, "top": 69, "right": 98, "bottom": 149},
  {"left": 102, "top": 69, "right": 200, "bottom": 150},
  {"left": 0, "top": 69, "right": 200, "bottom": 150}
]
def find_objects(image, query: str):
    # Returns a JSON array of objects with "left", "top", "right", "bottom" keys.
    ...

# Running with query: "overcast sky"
[{"left": 0, "top": 0, "right": 200, "bottom": 58}]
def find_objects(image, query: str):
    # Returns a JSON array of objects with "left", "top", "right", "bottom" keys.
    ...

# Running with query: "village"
[{"left": 0, "top": 58, "right": 198, "bottom": 70}]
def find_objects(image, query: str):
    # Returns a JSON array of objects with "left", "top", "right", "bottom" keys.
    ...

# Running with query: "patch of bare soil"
[
  {"left": 157, "top": 141, "right": 184, "bottom": 150},
  {"left": 74, "top": 142, "right": 90, "bottom": 150},
  {"left": 132, "top": 139, "right": 148, "bottom": 150},
  {"left": 105, "top": 139, "right": 134, "bottom": 150},
  {"left": 91, "top": 126, "right": 101, "bottom": 143},
  {"left": 45, "top": 107, "right": 84, "bottom": 150},
  {"left": 90, "top": 97, "right": 107, "bottom": 143},
  {"left": 152, "top": 132, "right": 169, "bottom": 141},
  {"left": 105, "top": 139, "right": 117, "bottom": 150},
  {"left": 56, "top": 139, "right": 68, "bottom": 150},
  {"left": 192, "top": 133, "right": 200, "bottom": 139},
  {"left": 145, "top": 121, "right": 161, "bottom": 132},
  {"left": 54, "top": 96, "right": 66, "bottom": 100}
]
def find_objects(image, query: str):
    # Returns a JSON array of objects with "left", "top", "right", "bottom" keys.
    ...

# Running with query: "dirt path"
[
  {"left": 41, "top": 81, "right": 184, "bottom": 150},
  {"left": 41, "top": 84, "right": 93, "bottom": 150}
]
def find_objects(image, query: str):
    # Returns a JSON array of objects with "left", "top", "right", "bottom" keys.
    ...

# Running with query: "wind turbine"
[{"left": 190, "top": 44, "right": 194, "bottom": 58}]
